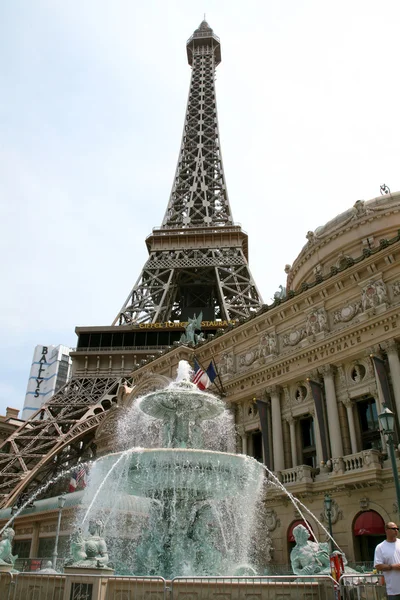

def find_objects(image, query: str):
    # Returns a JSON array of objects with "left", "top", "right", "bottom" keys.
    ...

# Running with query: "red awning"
[
  {"left": 288, "top": 520, "right": 314, "bottom": 542},
  {"left": 354, "top": 511, "right": 385, "bottom": 536}
]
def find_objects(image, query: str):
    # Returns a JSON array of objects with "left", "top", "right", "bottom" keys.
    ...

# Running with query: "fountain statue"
[
  {"left": 290, "top": 524, "right": 357, "bottom": 577},
  {"left": 0, "top": 527, "right": 17, "bottom": 567},
  {"left": 290, "top": 525, "right": 331, "bottom": 575},
  {"left": 71, "top": 361, "right": 265, "bottom": 577},
  {"left": 67, "top": 519, "right": 112, "bottom": 570}
]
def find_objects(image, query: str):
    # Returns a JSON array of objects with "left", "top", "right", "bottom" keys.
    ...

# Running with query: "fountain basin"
[
  {"left": 94, "top": 448, "right": 264, "bottom": 500},
  {"left": 139, "top": 380, "right": 224, "bottom": 421}
]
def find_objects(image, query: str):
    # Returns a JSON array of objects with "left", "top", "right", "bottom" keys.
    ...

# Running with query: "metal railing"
[
  {"left": 72, "top": 345, "right": 166, "bottom": 353},
  {"left": 5, "top": 571, "right": 388, "bottom": 600},
  {"left": 8, "top": 572, "right": 167, "bottom": 600},
  {"left": 0, "top": 571, "right": 13, "bottom": 600},
  {"left": 339, "top": 573, "right": 387, "bottom": 600},
  {"left": 171, "top": 575, "right": 337, "bottom": 600}
]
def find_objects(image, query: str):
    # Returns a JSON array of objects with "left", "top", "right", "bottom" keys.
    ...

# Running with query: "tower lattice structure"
[
  {"left": 114, "top": 20, "right": 262, "bottom": 326},
  {"left": 0, "top": 21, "right": 262, "bottom": 509}
]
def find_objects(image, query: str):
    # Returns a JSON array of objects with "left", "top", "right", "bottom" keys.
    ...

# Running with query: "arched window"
[{"left": 353, "top": 510, "right": 385, "bottom": 563}]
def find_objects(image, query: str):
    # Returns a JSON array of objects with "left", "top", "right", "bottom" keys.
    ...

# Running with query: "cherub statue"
[{"left": 0, "top": 527, "right": 17, "bottom": 566}]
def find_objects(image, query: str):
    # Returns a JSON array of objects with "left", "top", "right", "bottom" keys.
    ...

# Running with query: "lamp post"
[
  {"left": 378, "top": 407, "right": 400, "bottom": 514},
  {"left": 52, "top": 495, "right": 66, "bottom": 570},
  {"left": 324, "top": 493, "right": 334, "bottom": 554}
]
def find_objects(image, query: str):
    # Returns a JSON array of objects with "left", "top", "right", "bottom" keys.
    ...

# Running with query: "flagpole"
[
  {"left": 193, "top": 355, "right": 223, "bottom": 396},
  {"left": 210, "top": 355, "right": 226, "bottom": 397}
]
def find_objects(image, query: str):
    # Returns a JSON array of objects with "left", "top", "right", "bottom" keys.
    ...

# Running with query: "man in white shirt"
[{"left": 374, "top": 521, "right": 400, "bottom": 599}]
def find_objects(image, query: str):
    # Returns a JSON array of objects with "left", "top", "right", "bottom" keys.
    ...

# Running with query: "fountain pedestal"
[{"left": 64, "top": 566, "right": 115, "bottom": 600}]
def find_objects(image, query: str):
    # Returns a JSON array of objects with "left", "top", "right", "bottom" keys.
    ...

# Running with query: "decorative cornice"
[
  {"left": 287, "top": 199, "right": 400, "bottom": 288},
  {"left": 222, "top": 310, "right": 400, "bottom": 395},
  {"left": 196, "top": 232, "right": 400, "bottom": 349}
]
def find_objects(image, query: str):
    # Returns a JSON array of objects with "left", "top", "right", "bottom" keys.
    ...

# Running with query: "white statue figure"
[
  {"left": 317, "top": 310, "right": 328, "bottom": 332},
  {"left": 362, "top": 281, "right": 387, "bottom": 311}
]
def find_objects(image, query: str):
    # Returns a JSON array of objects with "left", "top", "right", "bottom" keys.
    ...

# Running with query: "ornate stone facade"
[{"left": 3, "top": 191, "right": 400, "bottom": 568}]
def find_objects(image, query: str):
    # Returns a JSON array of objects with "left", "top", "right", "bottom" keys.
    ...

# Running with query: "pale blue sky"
[{"left": 1, "top": 0, "right": 399, "bottom": 415}]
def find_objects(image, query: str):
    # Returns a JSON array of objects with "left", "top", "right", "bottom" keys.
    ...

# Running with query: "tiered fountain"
[{"left": 72, "top": 362, "right": 265, "bottom": 577}]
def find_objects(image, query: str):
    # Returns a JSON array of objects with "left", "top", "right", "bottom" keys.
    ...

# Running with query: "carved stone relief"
[
  {"left": 282, "top": 386, "right": 291, "bottom": 412},
  {"left": 294, "top": 384, "right": 308, "bottom": 403},
  {"left": 238, "top": 345, "right": 260, "bottom": 368},
  {"left": 336, "top": 253, "right": 352, "bottom": 269},
  {"left": 352, "top": 199, "right": 372, "bottom": 219},
  {"left": 259, "top": 332, "right": 278, "bottom": 357},
  {"left": 320, "top": 498, "right": 343, "bottom": 525},
  {"left": 333, "top": 302, "right": 361, "bottom": 324},
  {"left": 392, "top": 281, "right": 400, "bottom": 297},
  {"left": 282, "top": 327, "right": 306, "bottom": 347},
  {"left": 245, "top": 401, "right": 258, "bottom": 421},
  {"left": 265, "top": 509, "right": 280, "bottom": 532},
  {"left": 306, "top": 309, "right": 329, "bottom": 336},
  {"left": 219, "top": 352, "right": 235, "bottom": 376},
  {"left": 238, "top": 333, "right": 278, "bottom": 369},
  {"left": 349, "top": 363, "right": 366, "bottom": 384},
  {"left": 336, "top": 365, "right": 346, "bottom": 389},
  {"left": 361, "top": 280, "right": 388, "bottom": 312}
]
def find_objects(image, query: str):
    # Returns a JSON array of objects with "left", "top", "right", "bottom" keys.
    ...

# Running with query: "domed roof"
[{"left": 286, "top": 191, "right": 400, "bottom": 291}]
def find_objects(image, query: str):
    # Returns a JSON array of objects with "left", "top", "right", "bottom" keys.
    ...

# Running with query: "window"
[
  {"left": 37, "top": 537, "right": 54, "bottom": 558},
  {"left": 13, "top": 539, "right": 31, "bottom": 558},
  {"left": 357, "top": 397, "right": 381, "bottom": 450},
  {"left": 250, "top": 430, "right": 263, "bottom": 463},
  {"left": 300, "top": 417, "right": 316, "bottom": 467}
]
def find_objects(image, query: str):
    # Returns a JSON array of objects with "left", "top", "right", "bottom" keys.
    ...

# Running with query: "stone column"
[
  {"left": 343, "top": 397, "right": 358, "bottom": 454},
  {"left": 266, "top": 385, "right": 285, "bottom": 471},
  {"left": 320, "top": 365, "right": 344, "bottom": 458},
  {"left": 287, "top": 417, "right": 298, "bottom": 467},
  {"left": 382, "top": 340, "right": 400, "bottom": 419},
  {"left": 29, "top": 521, "right": 40, "bottom": 557},
  {"left": 310, "top": 407, "right": 323, "bottom": 465},
  {"left": 242, "top": 431, "right": 248, "bottom": 455}
]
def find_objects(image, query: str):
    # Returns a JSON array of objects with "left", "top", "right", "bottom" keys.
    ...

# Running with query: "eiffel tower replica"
[{"left": 0, "top": 21, "right": 262, "bottom": 509}]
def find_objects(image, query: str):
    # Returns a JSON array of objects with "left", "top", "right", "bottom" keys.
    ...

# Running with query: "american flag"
[
  {"left": 69, "top": 465, "right": 87, "bottom": 493},
  {"left": 192, "top": 359, "right": 217, "bottom": 390}
]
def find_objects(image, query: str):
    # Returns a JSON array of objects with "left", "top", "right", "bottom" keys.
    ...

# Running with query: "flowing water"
[
  {"left": 74, "top": 362, "right": 264, "bottom": 576},
  {"left": 7, "top": 360, "right": 340, "bottom": 576}
]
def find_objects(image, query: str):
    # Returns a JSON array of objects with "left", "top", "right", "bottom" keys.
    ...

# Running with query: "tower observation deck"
[{"left": 114, "top": 20, "right": 262, "bottom": 326}]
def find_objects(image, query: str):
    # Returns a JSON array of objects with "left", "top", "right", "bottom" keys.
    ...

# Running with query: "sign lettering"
[
  {"left": 34, "top": 346, "right": 48, "bottom": 398},
  {"left": 138, "top": 320, "right": 236, "bottom": 329}
]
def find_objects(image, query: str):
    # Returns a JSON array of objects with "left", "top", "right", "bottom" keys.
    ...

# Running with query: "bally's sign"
[{"left": 34, "top": 346, "right": 48, "bottom": 397}]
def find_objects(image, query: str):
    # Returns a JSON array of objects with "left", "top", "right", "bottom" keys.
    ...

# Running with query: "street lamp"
[
  {"left": 324, "top": 493, "right": 334, "bottom": 554},
  {"left": 378, "top": 407, "right": 400, "bottom": 515},
  {"left": 52, "top": 495, "right": 66, "bottom": 570}
]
